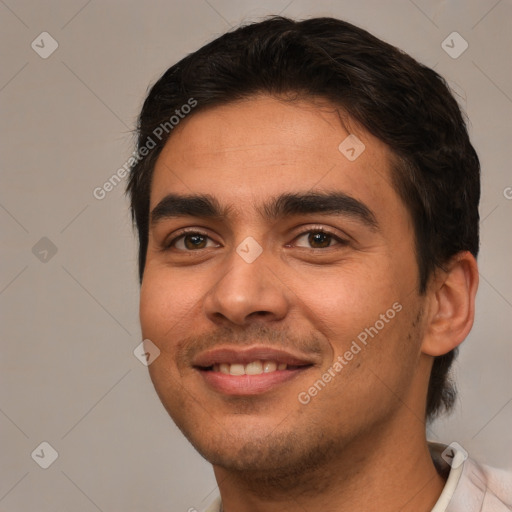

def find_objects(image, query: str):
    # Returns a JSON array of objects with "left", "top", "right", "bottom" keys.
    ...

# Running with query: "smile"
[
  {"left": 193, "top": 346, "right": 317, "bottom": 395},
  {"left": 210, "top": 361, "right": 290, "bottom": 375}
]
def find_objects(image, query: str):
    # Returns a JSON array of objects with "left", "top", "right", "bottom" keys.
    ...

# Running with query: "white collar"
[{"left": 429, "top": 442, "right": 467, "bottom": 511}]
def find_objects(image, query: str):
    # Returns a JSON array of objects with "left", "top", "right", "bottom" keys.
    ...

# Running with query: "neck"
[{"left": 213, "top": 418, "right": 446, "bottom": 512}]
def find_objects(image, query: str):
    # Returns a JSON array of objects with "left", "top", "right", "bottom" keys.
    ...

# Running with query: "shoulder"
[
  {"left": 474, "top": 461, "right": 512, "bottom": 511},
  {"left": 429, "top": 442, "right": 512, "bottom": 511}
]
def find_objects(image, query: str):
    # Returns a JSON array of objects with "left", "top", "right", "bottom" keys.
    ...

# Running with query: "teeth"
[
  {"left": 211, "top": 360, "right": 288, "bottom": 375},
  {"left": 263, "top": 361, "right": 277, "bottom": 373},
  {"left": 245, "top": 361, "right": 263, "bottom": 375},
  {"left": 229, "top": 363, "right": 245, "bottom": 376}
]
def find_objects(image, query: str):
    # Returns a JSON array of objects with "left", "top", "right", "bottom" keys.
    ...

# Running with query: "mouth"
[{"left": 192, "top": 346, "right": 316, "bottom": 396}]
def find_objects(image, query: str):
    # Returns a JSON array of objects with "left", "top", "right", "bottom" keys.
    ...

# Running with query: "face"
[{"left": 140, "top": 95, "right": 429, "bottom": 476}]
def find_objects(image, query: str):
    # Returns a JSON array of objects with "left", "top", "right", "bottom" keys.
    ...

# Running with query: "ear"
[{"left": 421, "top": 251, "right": 479, "bottom": 357}]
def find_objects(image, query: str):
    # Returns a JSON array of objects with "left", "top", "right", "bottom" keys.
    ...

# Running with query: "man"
[{"left": 126, "top": 16, "right": 511, "bottom": 512}]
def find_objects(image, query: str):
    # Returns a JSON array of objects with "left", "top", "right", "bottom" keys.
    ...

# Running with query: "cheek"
[
  {"left": 313, "top": 306, "right": 421, "bottom": 422},
  {"left": 139, "top": 267, "right": 201, "bottom": 351},
  {"left": 294, "top": 264, "right": 418, "bottom": 392},
  {"left": 292, "top": 263, "right": 403, "bottom": 348},
  {"left": 139, "top": 269, "right": 202, "bottom": 404}
]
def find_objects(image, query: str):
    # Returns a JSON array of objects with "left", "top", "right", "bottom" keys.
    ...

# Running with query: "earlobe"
[{"left": 421, "top": 252, "right": 479, "bottom": 357}]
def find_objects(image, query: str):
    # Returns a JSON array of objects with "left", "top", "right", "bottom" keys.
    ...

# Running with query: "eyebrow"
[{"left": 150, "top": 191, "right": 379, "bottom": 230}]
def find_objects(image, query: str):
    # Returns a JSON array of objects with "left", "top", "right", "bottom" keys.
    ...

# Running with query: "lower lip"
[{"left": 198, "top": 368, "right": 309, "bottom": 395}]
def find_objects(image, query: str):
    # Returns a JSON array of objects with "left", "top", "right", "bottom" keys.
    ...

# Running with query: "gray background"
[{"left": 1, "top": 0, "right": 511, "bottom": 510}]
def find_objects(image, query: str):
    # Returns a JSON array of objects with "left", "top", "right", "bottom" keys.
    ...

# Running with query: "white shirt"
[
  {"left": 203, "top": 442, "right": 512, "bottom": 511},
  {"left": 429, "top": 442, "right": 512, "bottom": 511}
]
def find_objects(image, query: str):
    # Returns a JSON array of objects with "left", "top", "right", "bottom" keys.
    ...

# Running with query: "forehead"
[{"left": 149, "top": 95, "right": 404, "bottom": 225}]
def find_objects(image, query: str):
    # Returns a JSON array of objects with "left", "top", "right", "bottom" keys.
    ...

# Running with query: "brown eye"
[
  {"left": 308, "top": 232, "right": 332, "bottom": 248},
  {"left": 167, "top": 231, "right": 217, "bottom": 251},
  {"left": 294, "top": 229, "right": 346, "bottom": 249},
  {"left": 183, "top": 234, "right": 208, "bottom": 250}
]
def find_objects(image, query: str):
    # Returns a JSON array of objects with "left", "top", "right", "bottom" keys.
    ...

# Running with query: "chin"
[{"left": 182, "top": 419, "right": 339, "bottom": 477}]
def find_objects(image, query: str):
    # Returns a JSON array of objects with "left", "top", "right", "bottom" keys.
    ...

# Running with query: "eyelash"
[{"left": 163, "top": 227, "right": 348, "bottom": 251}]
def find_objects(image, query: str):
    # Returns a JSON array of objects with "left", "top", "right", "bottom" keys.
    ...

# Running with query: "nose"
[{"left": 203, "top": 246, "right": 290, "bottom": 327}]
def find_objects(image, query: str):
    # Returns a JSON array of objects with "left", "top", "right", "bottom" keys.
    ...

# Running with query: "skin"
[{"left": 139, "top": 95, "right": 479, "bottom": 512}]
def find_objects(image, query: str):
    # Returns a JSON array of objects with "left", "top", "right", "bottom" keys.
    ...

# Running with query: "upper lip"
[{"left": 192, "top": 345, "right": 318, "bottom": 368}]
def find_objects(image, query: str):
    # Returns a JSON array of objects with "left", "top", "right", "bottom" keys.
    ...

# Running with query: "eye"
[
  {"left": 166, "top": 230, "right": 219, "bottom": 251},
  {"left": 292, "top": 229, "right": 348, "bottom": 249}
]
